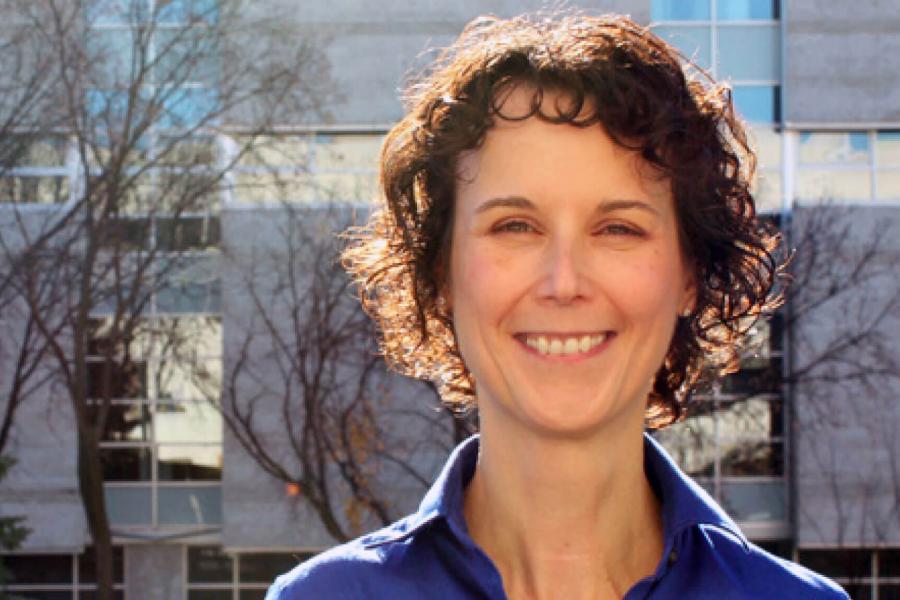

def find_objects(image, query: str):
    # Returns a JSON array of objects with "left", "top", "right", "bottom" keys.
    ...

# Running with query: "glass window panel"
[
  {"left": 653, "top": 427, "right": 717, "bottom": 477},
  {"left": 237, "top": 135, "right": 312, "bottom": 168},
  {"left": 155, "top": 28, "right": 218, "bottom": 86},
  {"left": 157, "top": 0, "right": 219, "bottom": 24},
  {"left": 843, "top": 585, "right": 872, "bottom": 600},
  {"left": 309, "top": 172, "right": 379, "bottom": 204},
  {"left": 1, "top": 554, "right": 72, "bottom": 584},
  {"left": 720, "top": 357, "right": 782, "bottom": 394},
  {"left": 78, "top": 547, "right": 124, "bottom": 584},
  {"left": 86, "top": 28, "right": 137, "bottom": 87},
  {"left": 717, "top": 25, "right": 780, "bottom": 81},
  {"left": 312, "top": 134, "right": 382, "bottom": 172},
  {"left": 239, "top": 553, "right": 311, "bottom": 584},
  {"left": 652, "top": 0, "right": 710, "bottom": 21},
  {"left": 156, "top": 216, "right": 221, "bottom": 251},
  {"left": 795, "top": 170, "right": 872, "bottom": 203},
  {"left": 239, "top": 590, "right": 268, "bottom": 600},
  {"left": 877, "top": 131, "right": 900, "bottom": 166},
  {"left": 160, "top": 87, "right": 219, "bottom": 130},
  {"left": 720, "top": 480, "right": 786, "bottom": 521},
  {"left": 158, "top": 485, "right": 223, "bottom": 524},
  {"left": 104, "top": 485, "right": 152, "bottom": 524},
  {"left": 798, "top": 549, "right": 873, "bottom": 579},
  {"left": 753, "top": 169, "right": 782, "bottom": 213},
  {"left": 732, "top": 85, "right": 777, "bottom": 123},
  {"left": 86, "top": 0, "right": 147, "bottom": 25},
  {"left": 99, "top": 217, "right": 151, "bottom": 251},
  {"left": 7, "top": 135, "right": 68, "bottom": 167},
  {"left": 652, "top": 25, "right": 711, "bottom": 69},
  {"left": 232, "top": 171, "right": 315, "bottom": 204},
  {"left": 0, "top": 176, "right": 69, "bottom": 204},
  {"left": 87, "top": 359, "right": 147, "bottom": 400},
  {"left": 880, "top": 549, "right": 900, "bottom": 576},
  {"left": 155, "top": 400, "right": 222, "bottom": 444},
  {"left": 155, "top": 171, "right": 221, "bottom": 213},
  {"left": 753, "top": 127, "right": 782, "bottom": 166},
  {"left": 878, "top": 585, "right": 900, "bottom": 599},
  {"left": 187, "top": 591, "right": 233, "bottom": 600},
  {"left": 718, "top": 395, "right": 783, "bottom": 439},
  {"left": 97, "top": 402, "right": 151, "bottom": 442},
  {"left": 156, "top": 255, "right": 222, "bottom": 314},
  {"left": 5, "top": 591, "right": 74, "bottom": 600},
  {"left": 716, "top": 0, "right": 778, "bottom": 20},
  {"left": 188, "top": 546, "right": 232, "bottom": 583},
  {"left": 157, "top": 445, "right": 221, "bottom": 480},
  {"left": 720, "top": 439, "right": 783, "bottom": 476},
  {"left": 800, "top": 132, "right": 871, "bottom": 165},
  {"left": 876, "top": 170, "right": 900, "bottom": 202},
  {"left": 158, "top": 136, "right": 217, "bottom": 167},
  {"left": 78, "top": 591, "right": 125, "bottom": 600},
  {"left": 99, "top": 447, "right": 152, "bottom": 481}
]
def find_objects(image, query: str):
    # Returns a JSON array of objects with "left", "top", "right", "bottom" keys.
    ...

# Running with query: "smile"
[{"left": 516, "top": 332, "right": 613, "bottom": 357}]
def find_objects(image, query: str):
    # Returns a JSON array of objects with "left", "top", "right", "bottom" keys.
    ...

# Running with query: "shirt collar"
[{"left": 364, "top": 432, "right": 748, "bottom": 551}]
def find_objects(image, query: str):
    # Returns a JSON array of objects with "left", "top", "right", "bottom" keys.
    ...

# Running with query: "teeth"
[{"left": 522, "top": 333, "right": 608, "bottom": 357}]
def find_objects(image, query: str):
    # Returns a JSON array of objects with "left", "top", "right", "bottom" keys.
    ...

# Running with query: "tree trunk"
[{"left": 78, "top": 432, "right": 115, "bottom": 600}]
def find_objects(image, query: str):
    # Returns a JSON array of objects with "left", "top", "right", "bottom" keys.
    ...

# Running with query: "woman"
[{"left": 267, "top": 12, "right": 847, "bottom": 600}]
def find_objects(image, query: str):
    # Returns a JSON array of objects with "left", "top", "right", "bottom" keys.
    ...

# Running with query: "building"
[{"left": 0, "top": 1, "right": 898, "bottom": 598}]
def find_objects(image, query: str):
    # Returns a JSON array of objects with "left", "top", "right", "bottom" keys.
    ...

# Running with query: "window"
[
  {"left": 185, "top": 546, "right": 317, "bottom": 599},
  {"left": 798, "top": 548, "right": 900, "bottom": 599},
  {"left": 654, "top": 313, "right": 787, "bottom": 527},
  {"left": 92, "top": 315, "right": 223, "bottom": 528},
  {"left": 0, "top": 135, "right": 71, "bottom": 205},
  {"left": 796, "top": 130, "right": 900, "bottom": 205},
  {"left": 651, "top": 0, "right": 781, "bottom": 124},
  {"left": 0, "top": 547, "right": 124, "bottom": 599},
  {"left": 229, "top": 132, "right": 383, "bottom": 206}
]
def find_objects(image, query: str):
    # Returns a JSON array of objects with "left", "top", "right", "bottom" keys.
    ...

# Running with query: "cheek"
[{"left": 604, "top": 251, "right": 686, "bottom": 317}]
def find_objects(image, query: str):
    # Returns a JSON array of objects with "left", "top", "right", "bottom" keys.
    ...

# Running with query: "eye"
[
  {"left": 597, "top": 222, "right": 644, "bottom": 237},
  {"left": 493, "top": 219, "right": 536, "bottom": 234}
]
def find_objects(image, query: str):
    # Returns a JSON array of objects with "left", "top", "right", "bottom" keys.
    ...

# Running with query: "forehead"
[{"left": 455, "top": 86, "right": 671, "bottom": 209}]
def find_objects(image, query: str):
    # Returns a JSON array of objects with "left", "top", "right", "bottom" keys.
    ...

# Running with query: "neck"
[{"left": 463, "top": 407, "right": 664, "bottom": 600}]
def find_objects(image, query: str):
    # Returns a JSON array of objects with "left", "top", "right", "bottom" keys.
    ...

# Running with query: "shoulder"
[
  {"left": 691, "top": 526, "right": 848, "bottom": 599},
  {"left": 264, "top": 517, "right": 422, "bottom": 600}
]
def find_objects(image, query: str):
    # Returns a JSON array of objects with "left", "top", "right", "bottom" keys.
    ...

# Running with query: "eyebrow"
[{"left": 474, "top": 195, "right": 660, "bottom": 216}]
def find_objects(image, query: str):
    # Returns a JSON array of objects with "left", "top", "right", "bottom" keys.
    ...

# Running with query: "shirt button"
[{"left": 668, "top": 549, "right": 678, "bottom": 564}]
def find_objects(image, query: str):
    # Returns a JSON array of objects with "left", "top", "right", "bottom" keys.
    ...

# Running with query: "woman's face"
[{"left": 447, "top": 87, "right": 695, "bottom": 437}]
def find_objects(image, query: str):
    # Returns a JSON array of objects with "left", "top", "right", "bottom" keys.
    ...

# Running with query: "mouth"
[{"left": 514, "top": 331, "right": 615, "bottom": 359}]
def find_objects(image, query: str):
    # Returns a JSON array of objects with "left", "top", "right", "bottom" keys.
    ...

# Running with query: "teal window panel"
[
  {"left": 86, "top": 0, "right": 148, "bottom": 25},
  {"left": 716, "top": 0, "right": 778, "bottom": 21},
  {"left": 653, "top": 25, "right": 712, "bottom": 70},
  {"left": 652, "top": 0, "right": 711, "bottom": 21},
  {"left": 717, "top": 25, "right": 780, "bottom": 81},
  {"left": 160, "top": 86, "right": 219, "bottom": 129},
  {"left": 157, "top": 0, "right": 219, "bottom": 24},
  {"left": 158, "top": 486, "right": 223, "bottom": 525},
  {"left": 105, "top": 486, "right": 153, "bottom": 525},
  {"left": 733, "top": 85, "right": 778, "bottom": 123}
]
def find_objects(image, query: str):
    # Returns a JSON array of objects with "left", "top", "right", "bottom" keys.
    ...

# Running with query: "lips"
[{"left": 516, "top": 332, "right": 613, "bottom": 357}]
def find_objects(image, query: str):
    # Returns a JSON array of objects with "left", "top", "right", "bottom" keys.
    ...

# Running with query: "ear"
[{"left": 678, "top": 269, "right": 697, "bottom": 318}]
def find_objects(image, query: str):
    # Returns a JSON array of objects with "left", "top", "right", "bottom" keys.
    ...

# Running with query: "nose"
[{"left": 537, "top": 237, "right": 587, "bottom": 305}]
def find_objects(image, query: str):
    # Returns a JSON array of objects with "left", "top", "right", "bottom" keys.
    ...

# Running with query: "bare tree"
[
  {"left": 0, "top": 1, "right": 330, "bottom": 597},
  {"left": 212, "top": 202, "right": 472, "bottom": 542},
  {"left": 787, "top": 205, "right": 900, "bottom": 586}
]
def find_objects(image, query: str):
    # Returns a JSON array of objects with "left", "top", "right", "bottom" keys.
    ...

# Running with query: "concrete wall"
[
  {"left": 0, "top": 210, "right": 86, "bottom": 552},
  {"left": 785, "top": 1, "right": 900, "bottom": 124},
  {"left": 792, "top": 206, "right": 900, "bottom": 546},
  {"left": 219, "top": 206, "right": 457, "bottom": 549},
  {"left": 251, "top": 0, "right": 650, "bottom": 125}
]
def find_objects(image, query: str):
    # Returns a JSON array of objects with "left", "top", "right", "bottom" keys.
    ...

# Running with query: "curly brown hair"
[{"left": 342, "top": 12, "right": 783, "bottom": 428}]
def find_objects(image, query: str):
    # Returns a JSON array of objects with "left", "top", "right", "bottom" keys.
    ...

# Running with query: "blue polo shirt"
[{"left": 266, "top": 434, "right": 847, "bottom": 599}]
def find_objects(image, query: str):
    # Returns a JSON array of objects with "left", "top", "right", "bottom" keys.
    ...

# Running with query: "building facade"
[{"left": 1, "top": 1, "right": 898, "bottom": 599}]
